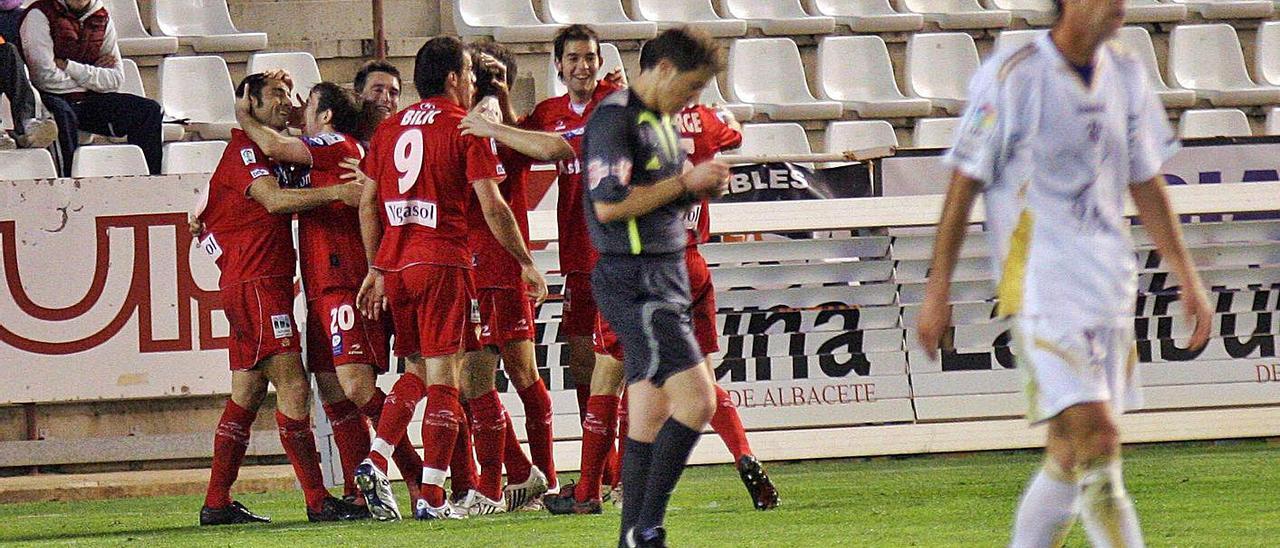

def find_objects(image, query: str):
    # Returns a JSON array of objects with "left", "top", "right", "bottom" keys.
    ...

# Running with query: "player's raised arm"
[
  {"left": 234, "top": 79, "right": 313, "bottom": 166},
  {"left": 460, "top": 109, "right": 573, "bottom": 162},
  {"left": 1129, "top": 176, "right": 1212, "bottom": 350},
  {"left": 917, "top": 171, "right": 982, "bottom": 360}
]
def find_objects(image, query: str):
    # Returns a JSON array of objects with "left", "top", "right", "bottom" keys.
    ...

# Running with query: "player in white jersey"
[{"left": 917, "top": 1, "right": 1213, "bottom": 547}]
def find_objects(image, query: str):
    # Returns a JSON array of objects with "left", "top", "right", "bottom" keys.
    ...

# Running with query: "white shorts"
[{"left": 1013, "top": 317, "right": 1142, "bottom": 424}]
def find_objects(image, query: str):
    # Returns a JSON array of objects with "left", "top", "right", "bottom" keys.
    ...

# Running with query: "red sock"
[
  {"left": 503, "top": 411, "right": 533, "bottom": 484},
  {"left": 323, "top": 399, "right": 369, "bottom": 498},
  {"left": 361, "top": 388, "right": 423, "bottom": 498},
  {"left": 612, "top": 391, "right": 629, "bottom": 488},
  {"left": 276, "top": 412, "right": 329, "bottom": 512},
  {"left": 710, "top": 385, "right": 752, "bottom": 460},
  {"left": 468, "top": 390, "right": 508, "bottom": 500},
  {"left": 575, "top": 384, "right": 591, "bottom": 424},
  {"left": 517, "top": 379, "right": 556, "bottom": 489},
  {"left": 205, "top": 400, "right": 256, "bottom": 509},
  {"left": 420, "top": 384, "right": 464, "bottom": 507},
  {"left": 369, "top": 374, "right": 426, "bottom": 472},
  {"left": 576, "top": 394, "right": 619, "bottom": 503},
  {"left": 449, "top": 404, "right": 477, "bottom": 500}
]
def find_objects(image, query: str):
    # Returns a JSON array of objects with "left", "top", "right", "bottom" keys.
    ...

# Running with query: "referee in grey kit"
[{"left": 581, "top": 27, "right": 731, "bottom": 548}]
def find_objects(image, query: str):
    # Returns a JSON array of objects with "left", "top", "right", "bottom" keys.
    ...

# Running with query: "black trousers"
[
  {"left": 0, "top": 42, "right": 40, "bottom": 135},
  {"left": 42, "top": 91, "right": 163, "bottom": 176}
]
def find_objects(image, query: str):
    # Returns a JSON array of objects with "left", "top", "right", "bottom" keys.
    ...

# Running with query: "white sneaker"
[
  {"left": 0, "top": 133, "right": 15, "bottom": 151},
  {"left": 503, "top": 466, "right": 549, "bottom": 512},
  {"left": 459, "top": 489, "right": 506, "bottom": 517},
  {"left": 18, "top": 117, "right": 57, "bottom": 149},
  {"left": 415, "top": 498, "right": 466, "bottom": 520},
  {"left": 354, "top": 459, "right": 401, "bottom": 521}
]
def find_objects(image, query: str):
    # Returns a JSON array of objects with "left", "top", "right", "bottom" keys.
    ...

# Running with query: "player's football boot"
[
  {"left": 607, "top": 484, "right": 624, "bottom": 508},
  {"left": 503, "top": 465, "right": 549, "bottom": 512},
  {"left": 543, "top": 482, "right": 603, "bottom": 515},
  {"left": 624, "top": 526, "right": 668, "bottom": 548},
  {"left": 737, "top": 455, "right": 779, "bottom": 510},
  {"left": 355, "top": 458, "right": 401, "bottom": 521},
  {"left": 199, "top": 500, "right": 271, "bottom": 526},
  {"left": 457, "top": 489, "right": 506, "bottom": 516},
  {"left": 307, "top": 495, "right": 372, "bottom": 522},
  {"left": 414, "top": 498, "right": 466, "bottom": 520}
]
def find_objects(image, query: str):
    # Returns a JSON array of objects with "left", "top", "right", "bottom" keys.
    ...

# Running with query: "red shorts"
[
  {"left": 686, "top": 248, "right": 719, "bottom": 355},
  {"left": 385, "top": 264, "right": 480, "bottom": 358},
  {"left": 561, "top": 272, "right": 597, "bottom": 338},
  {"left": 478, "top": 286, "right": 535, "bottom": 347},
  {"left": 592, "top": 313, "right": 624, "bottom": 361},
  {"left": 305, "top": 290, "right": 391, "bottom": 374},
  {"left": 221, "top": 276, "right": 300, "bottom": 371}
]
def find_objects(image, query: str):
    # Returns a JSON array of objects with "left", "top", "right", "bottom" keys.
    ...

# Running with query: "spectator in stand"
[
  {"left": 0, "top": 37, "right": 59, "bottom": 150},
  {"left": 0, "top": 0, "right": 22, "bottom": 42},
  {"left": 20, "top": 0, "right": 163, "bottom": 175}
]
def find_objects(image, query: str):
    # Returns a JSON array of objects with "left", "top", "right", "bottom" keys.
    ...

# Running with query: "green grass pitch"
[{"left": 2, "top": 441, "right": 1277, "bottom": 546}]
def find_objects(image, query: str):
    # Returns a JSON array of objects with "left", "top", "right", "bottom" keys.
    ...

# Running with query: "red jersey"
[
  {"left": 197, "top": 129, "right": 296, "bottom": 288},
  {"left": 289, "top": 132, "right": 367, "bottom": 296},
  {"left": 521, "top": 79, "right": 621, "bottom": 274},
  {"left": 467, "top": 146, "right": 534, "bottom": 289},
  {"left": 366, "top": 96, "right": 506, "bottom": 272},
  {"left": 675, "top": 105, "right": 742, "bottom": 246}
]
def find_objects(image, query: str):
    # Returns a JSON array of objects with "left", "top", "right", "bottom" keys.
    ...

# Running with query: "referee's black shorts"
[{"left": 591, "top": 253, "right": 703, "bottom": 387}]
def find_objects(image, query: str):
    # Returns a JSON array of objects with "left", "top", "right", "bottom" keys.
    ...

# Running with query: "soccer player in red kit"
[
  {"left": 196, "top": 72, "right": 366, "bottom": 525},
  {"left": 353, "top": 36, "right": 547, "bottom": 522}
]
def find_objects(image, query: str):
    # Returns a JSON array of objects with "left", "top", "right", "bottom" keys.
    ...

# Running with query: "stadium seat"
[
  {"left": 1255, "top": 22, "right": 1280, "bottom": 86},
  {"left": 246, "top": 52, "right": 323, "bottom": 98},
  {"left": 982, "top": 0, "right": 1055, "bottom": 24},
  {"left": 162, "top": 141, "right": 227, "bottom": 174},
  {"left": 1169, "top": 24, "right": 1280, "bottom": 107},
  {"left": 627, "top": 0, "right": 748, "bottom": 37},
  {"left": 1113, "top": 27, "right": 1197, "bottom": 108},
  {"left": 539, "top": 0, "right": 657, "bottom": 40},
  {"left": 721, "top": 0, "right": 837, "bottom": 35},
  {"left": 895, "top": 0, "right": 1012, "bottom": 29},
  {"left": 816, "top": 36, "right": 931, "bottom": 119},
  {"left": 159, "top": 56, "right": 237, "bottom": 140},
  {"left": 991, "top": 29, "right": 1041, "bottom": 54},
  {"left": 0, "top": 96, "right": 10, "bottom": 132},
  {"left": 1168, "top": 0, "right": 1273, "bottom": 19},
  {"left": 912, "top": 117, "right": 961, "bottom": 148},
  {"left": 0, "top": 149, "right": 58, "bottom": 179},
  {"left": 103, "top": 0, "right": 178, "bottom": 57},
  {"left": 698, "top": 78, "right": 756, "bottom": 122},
  {"left": 1124, "top": 0, "right": 1188, "bottom": 23},
  {"left": 730, "top": 123, "right": 812, "bottom": 158},
  {"left": 727, "top": 39, "right": 842, "bottom": 121},
  {"left": 119, "top": 59, "right": 186, "bottom": 143},
  {"left": 905, "top": 33, "right": 980, "bottom": 115},
  {"left": 451, "top": 0, "right": 565, "bottom": 42},
  {"left": 150, "top": 0, "right": 268, "bottom": 52},
  {"left": 70, "top": 144, "right": 149, "bottom": 177},
  {"left": 1266, "top": 107, "right": 1280, "bottom": 136},
  {"left": 826, "top": 120, "right": 899, "bottom": 153},
  {"left": 547, "top": 42, "right": 624, "bottom": 98},
  {"left": 809, "top": 0, "right": 924, "bottom": 33},
  {"left": 1178, "top": 109, "right": 1252, "bottom": 138}
]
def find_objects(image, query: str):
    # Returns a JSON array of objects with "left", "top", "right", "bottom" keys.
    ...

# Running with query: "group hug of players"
[{"left": 192, "top": 23, "right": 777, "bottom": 543}]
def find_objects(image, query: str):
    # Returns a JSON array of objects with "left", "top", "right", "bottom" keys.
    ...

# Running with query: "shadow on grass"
[{"left": 0, "top": 519, "right": 364, "bottom": 543}]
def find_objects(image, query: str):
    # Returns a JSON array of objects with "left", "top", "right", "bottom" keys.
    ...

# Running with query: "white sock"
[
  {"left": 1010, "top": 464, "right": 1079, "bottom": 548},
  {"left": 1079, "top": 459, "right": 1145, "bottom": 548},
  {"left": 370, "top": 438, "right": 394, "bottom": 469}
]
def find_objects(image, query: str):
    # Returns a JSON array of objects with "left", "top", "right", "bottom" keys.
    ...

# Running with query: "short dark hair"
[
  {"left": 236, "top": 72, "right": 291, "bottom": 105},
  {"left": 471, "top": 40, "right": 518, "bottom": 99},
  {"left": 354, "top": 59, "right": 401, "bottom": 93},
  {"left": 553, "top": 24, "right": 600, "bottom": 62},
  {"left": 1052, "top": 0, "right": 1063, "bottom": 13},
  {"left": 639, "top": 27, "right": 723, "bottom": 74},
  {"left": 309, "top": 82, "right": 362, "bottom": 136},
  {"left": 414, "top": 36, "right": 467, "bottom": 98}
]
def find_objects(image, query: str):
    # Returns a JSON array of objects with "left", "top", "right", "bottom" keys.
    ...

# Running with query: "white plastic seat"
[
  {"left": 896, "top": 0, "right": 1011, "bottom": 29},
  {"left": 1265, "top": 107, "right": 1280, "bottom": 136},
  {"left": 1169, "top": 24, "right": 1280, "bottom": 107},
  {"left": 246, "top": 52, "right": 322, "bottom": 98},
  {"left": 727, "top": 39, "right": 842, "bottom": 121},
  {"left": 628, "top": 0, "right": 748, "bottom": 37},
  {"left": 71, "top": 144, "right": 149, "bottom": 177},
  {"left": 540, "top": 0, "right": 657, "bottom": 40},
  {"left": 1255, "top": 22, "right": 1280, "bottom": 86},
  {"left": 159, "top": 56, "right": 237, "bottom": 139},
  {"left": 103, "top": 0, "right": 178, "bottom": 56},
  {"left": 816, "top": 36, "right": 931, "bottom": 119},
  {"left": 905, "top": 33, "right": 980, "bottom": 115},
  {"left": 118, "top": 59, "right": 186, "bottom": 142},
  {"left": 162, "top": 141, "right": 228, "bottom": 174},
  {"left": 1178, "top": 109, "right": 1251, "bottom": 138},
  {"left": 810, "top": 0, "right": 924, "bottom": 32},
  {"left": 0, "top": 149, "right": 58, "bottom": 179},
  {"left": 547, "top": 42, "right": 624, "bottom": 98},
  {"left": 151, "top": 0, "right": 268, "bottom": 52},
  {"left": 452, "top": 0, "right": 565, "bottom": 42},
  {"left": 1112, "top": 27, "right": 1196, "bottom": 108},
  {"left": 1168, "top": 0, "right": 1273, "bottom": 19},
  {"left": 912, "top": 117, "right": 961, "bottom": 148},
  {"left": 699, "top": 78, "right": 755, "bottom": 121},
  {"left": 1124, "top": 0, "right": 1188, "bottom": 23},
  {"left": 982, "top": 0, "right": 1054, "bottom": 24},
  {"left": 0, "top": 96, "right": 11, "bottom": 132},
  {"left": 826, "top": 120, "right": 899, "bottom": 152},
  {"left": 730, "top": 123, "right": 811, "bottom": 158},
  {"left": 722, "top": 0, "right": 837, "bottom": 35},
  {"left": 991, "top": 29, "right": 1041, "bottom": 54}
]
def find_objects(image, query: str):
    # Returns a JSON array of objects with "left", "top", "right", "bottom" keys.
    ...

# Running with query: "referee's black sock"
[
  {"left": 619, "top": 436, "right": 653, "bottom": 547},
  {"left": 636, "top": 418, "right": 702, "bottom": 532}
]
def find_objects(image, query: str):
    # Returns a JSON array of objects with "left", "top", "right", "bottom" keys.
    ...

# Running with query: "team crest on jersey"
[
  {"left": 240, "top": 148, "right": 257, "bottom": 165},
  {"left": 331, "top": 333, "right": 344, "bottom": 356}
]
